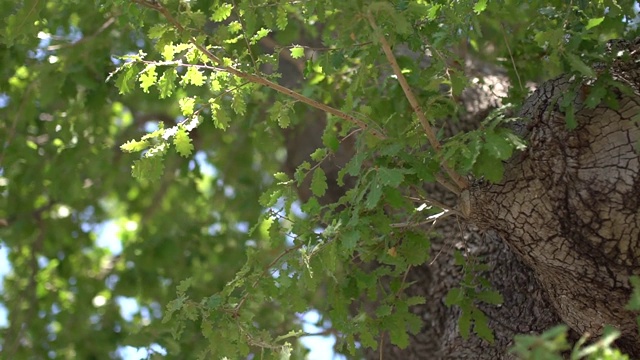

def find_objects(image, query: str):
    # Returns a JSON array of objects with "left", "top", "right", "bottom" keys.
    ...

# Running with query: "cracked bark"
[
  {"left": 280, "top": 36, "right": 640, "bottom": 358},
  {"left": 469, "top": 75, "right": 640, "bottom": 356}
]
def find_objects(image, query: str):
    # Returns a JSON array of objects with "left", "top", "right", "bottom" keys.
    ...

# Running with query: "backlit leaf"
[
  {"left": 173, "top": 128, "right": 194, "bottom": 157},
  {"left": 138, "top": 65, "right": 157, "bottom": 93},
  {"left": 182, "top": 67, "right": 205, "bottom": 87},
  {"left": 211, "top": 4, "right": 233, "bottom": 22},
  {"left": 121, "top": 139, "right": 150, "bottom": 153},
  {"left": 179, "top": 97, "right": 196, "bottom": 116},
  {"left": 290, "top": 46, "right": 305, "bottom": 59}
]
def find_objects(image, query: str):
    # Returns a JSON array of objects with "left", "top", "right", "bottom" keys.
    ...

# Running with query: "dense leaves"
[{"left": 0, "top": 0, "right": 639, "bottom": 359}]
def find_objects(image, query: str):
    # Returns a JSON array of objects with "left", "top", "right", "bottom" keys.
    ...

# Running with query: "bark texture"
[
  {"left": 280, "top": 36, "right": 640, "bottom": 358},
  {"left": 469, "top": 75, "right": 640, "bottom": 355}
]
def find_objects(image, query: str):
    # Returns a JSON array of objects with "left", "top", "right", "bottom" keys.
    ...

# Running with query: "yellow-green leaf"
[
  {"left": 585, "top": 17, "right": 605, "bottom": 30},
  {"left": 173, "top": 128, "right": 194, "bottom": 157},
  {"left": 211, "top": 4, "right": 233, "bottom": 22},
  {"left": 179, "top": 97, "right": 196, "bottom": 116},
  {"left": 121, "top": 139, "right": 150, "bottom": 153},
  {"left": 290, "top": 46, "right": 305, "bottom": 59},
  {"left": 138, "top": 65, "right": 157, "bottom": 93}
]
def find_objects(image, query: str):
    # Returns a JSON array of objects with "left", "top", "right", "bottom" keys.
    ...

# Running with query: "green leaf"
[
  {"left": 209, "top": 101, "right": 230, "bottom": 129},
  {"left": 376, "top": 304, "right": 392, "bottom": 317},
  {"left": 377, "top": 168, "right": 405, "bottom": 187},
  {"left": 585, "top": 17, "right": 605, "bottom": 30},
  {"left": 406, "top": 296, "right": 426, "bottom": 306},
  {"left": 173, "top": 128, "right": 194, "bottom": 157},
  {"left": 251, "top": 28, "right": 271, "bottom": 44},
  {"left": 276, "top": 6, "right": 288, "bottom": 30},
  {"left": 459, "top": 309, "right": 472, "bottom": 339},
  {"left": 161, "top": 44, "right": 174, "bottom": 61},
  {"left": 115, "top": 64, "right": 139, "bottom": 95},
  {"left": 157, "top": 69, "right": 177, "bottom": 99},
  {"left": 564, "top": 53, "right": 595, "bottom": 77},
  {"left": 473, "top": 149, "right": 504, "bottom": 183},
  {"left": 138, "top": 65, "right": 157, "bottom": 93},
  {"left": 182, "top": 67, "right": 206, "bottom": 87},
  {"left": 627, "top": 276, "right": 640, "bottom": 310},
  {"left": 341, "top": 230, "right": 360, "bottom": 252},
  {"left": 472, "top": 309, "right": 495, "bottom": 343},
  {"left": 322, "top": 127, "right": 340, "bottom": 152},
  {"left": 310, "top": 148, "right": 327, "bottom": 161},
  {"left": 279, "top": 343, "right": 292, "bottom": 360},
  {"left": 274, "top": 172, "right": 289, "bottom": 182},
  {"left": 211, "top": 3, "right": 233, "bottom": 22},
  {"left": 473, "top": 0, "right": 488, "bottom": 14},
  {"left": 232, "top": 93, "right": 246, "bottom": 115},
  {"left": 206, "top": 295, "right": 223, "bottom": 310},
  {"left": 398, "top": 232, "right": 430, "bottom": 265},
  {"left": 259, "top": 188, "right": 282, "bottom": 207},
  {"left": 387, "top": 315, "right": 410, "bottom": 348},
  {"left": 148, "top": 24, "right": 168, "bottom": 39},
  {"left": 483, "top": 132, "right": 513, "bottom": 160},
  {"left": 268, "top": 101, "right": 292, "bottom": 128},
  {"left": 310, "top": 168, "right": 327, "bottom": 197},
  {"left": 444, "top": 287, "right": 463, "bottom": 306},
  {"left": 290, "top": 46, "right": 305, "bottom": 59},
  {"left": 121, "top": 139, "right": 150, "bottom": 153},
  {"left": 476, "top": 290, "right": 504, "bottom": 305},
  {"left": 364, "top": 180, "right": 383, "bottom": 210},
  {"left": 179, "top": 97, "right": 196, "bottom": 116}
]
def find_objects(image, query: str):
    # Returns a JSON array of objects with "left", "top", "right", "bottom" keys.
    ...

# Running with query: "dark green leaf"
[{"left": 310, "top": 168, "right": 327, "bottom": 197}]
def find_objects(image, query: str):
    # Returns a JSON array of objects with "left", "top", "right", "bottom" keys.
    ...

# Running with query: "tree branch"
[
  {"left": 366, "top": 12, "right": 469, "bottom": 193},
  {"left": 128, "top": 0, "right": 386, "bottom": 139}
]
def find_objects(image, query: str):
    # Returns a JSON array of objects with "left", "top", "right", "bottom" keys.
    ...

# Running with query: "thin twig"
[
  {"left": 129, "top": 0, "right": 386, "bottom": 139},
  {"left": 500, "top": 23, "right": 523, "bottom": 91},
  {"left": 367, "top": 12, "right": 469, "bottom": 193},
  {"left": 231, "top": 0, "right": 258, "bottom": 71}
]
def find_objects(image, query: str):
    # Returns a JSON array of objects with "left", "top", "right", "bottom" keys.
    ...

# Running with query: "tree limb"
[
  {"left": 367, "top": 12, "right": 469, "bottom": 193},
  {"left": 128, "top": 0, "right": 386, "bottom": 140}
]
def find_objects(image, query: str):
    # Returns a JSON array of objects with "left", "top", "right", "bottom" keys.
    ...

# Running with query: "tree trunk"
[
  {"left": 282, "top": 37, "right": 640, "bottom": 358},
  {"left": 469, "top": 76, "right": 640, "bottom": 356}
]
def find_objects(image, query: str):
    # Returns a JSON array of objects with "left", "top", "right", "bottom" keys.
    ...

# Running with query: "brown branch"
[
  {"left": 129, "top": 0, "right": 386, "bottom": 139},
  {"left": 366, "top": 12, "right": 469, "bottom": 193}
]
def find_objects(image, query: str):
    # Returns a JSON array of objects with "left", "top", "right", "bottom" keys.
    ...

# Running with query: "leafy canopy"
[{"left": 0, "top": 0, "right": 638, "bottom": 359}]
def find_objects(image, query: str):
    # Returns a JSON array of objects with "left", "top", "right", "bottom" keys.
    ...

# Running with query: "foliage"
[{"left": 0, "top": 0, "right": 638, "bottom": 359}]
